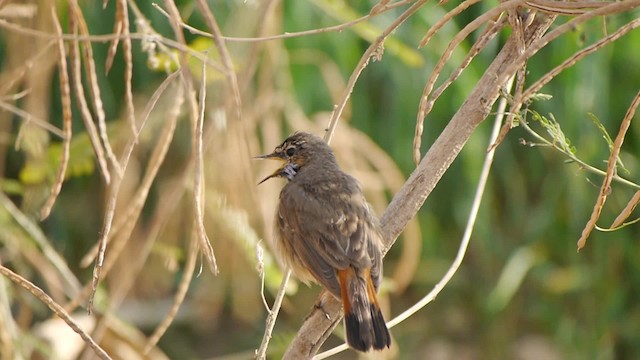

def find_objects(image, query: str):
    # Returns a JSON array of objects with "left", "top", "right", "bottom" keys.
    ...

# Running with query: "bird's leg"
[{"left": 308, "top": 289, "right": 334, "bottom": 320}]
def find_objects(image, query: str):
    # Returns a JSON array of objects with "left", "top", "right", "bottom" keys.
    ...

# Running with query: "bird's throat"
[{"left": 283, "top": 163, "right": 299, "bottom": 181}]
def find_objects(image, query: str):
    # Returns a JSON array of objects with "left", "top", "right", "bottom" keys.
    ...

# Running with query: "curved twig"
[
  {"left": 324, "top": 0, "right": 430, "bottom": 144},
  {"left": 0, "top": 265, "right": 111, "bottom": 360}
]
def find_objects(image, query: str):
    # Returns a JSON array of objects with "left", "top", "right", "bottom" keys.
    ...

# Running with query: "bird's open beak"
[
  {"left": 255, "top": 151, "right": 285, "bottom": 185},
  {"left": 257, "top": 166, "right": 285, "bottom": 185},
  {"left": 254, "top": 151, "right": 283, "bottom": 160}
]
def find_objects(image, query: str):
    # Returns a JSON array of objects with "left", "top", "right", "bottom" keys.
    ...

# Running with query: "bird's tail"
[{"left": 337, "top": 267, "right": 391, "bottom": 352}]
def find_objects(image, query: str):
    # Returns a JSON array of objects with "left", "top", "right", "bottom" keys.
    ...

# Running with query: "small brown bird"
[{"left": 257, "top": 132, "right": 391, "bottom": 352}]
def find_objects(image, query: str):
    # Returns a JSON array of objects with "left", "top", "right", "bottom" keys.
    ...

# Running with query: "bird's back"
[{"left": 276, "top": 165, "right": 383, "bottom": 297}]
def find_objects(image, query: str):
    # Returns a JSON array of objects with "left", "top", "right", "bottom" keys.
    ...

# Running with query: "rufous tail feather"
[{"left": 338, "top": 268, "right": 391, "bottom": 352}]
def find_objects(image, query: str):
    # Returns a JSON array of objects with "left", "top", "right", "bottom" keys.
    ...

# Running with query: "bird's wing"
[{"left": 277, "top": 181, "right": 384, "bottom": 296}]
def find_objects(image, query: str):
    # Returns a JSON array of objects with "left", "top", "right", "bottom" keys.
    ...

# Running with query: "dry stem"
[
  {"left": 577, "top": 90, "right": 640, "bottom": 250},
  {"left": 0, "top": 265, "right": 111, "bottom": 360}
]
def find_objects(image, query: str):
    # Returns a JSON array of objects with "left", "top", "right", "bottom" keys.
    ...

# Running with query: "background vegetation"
[{"left": 0, "top": 0, "right": 639, "bottom": 359}]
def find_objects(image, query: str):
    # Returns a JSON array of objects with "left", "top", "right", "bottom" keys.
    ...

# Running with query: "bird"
[{"left": 256, "top": 131, "right": 391, "bottom": 352}]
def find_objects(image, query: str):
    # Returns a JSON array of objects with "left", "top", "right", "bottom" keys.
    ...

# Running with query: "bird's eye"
[{"left": 285, "top": 147, "right": 295, "bottom": 157}]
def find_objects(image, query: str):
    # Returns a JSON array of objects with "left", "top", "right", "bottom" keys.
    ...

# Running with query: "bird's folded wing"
[{"left": 278, "top": 183, "right": 383, "bottom": 295}]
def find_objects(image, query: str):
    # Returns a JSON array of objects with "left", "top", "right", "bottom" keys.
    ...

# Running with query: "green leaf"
[
  {"left": 19, "top": 131, "right": 97, "bottom": 185},
  {"left": 528, "top": 92, "right": 553, "bottom": 102},
  {"left": 532, "top": 111, "right": 576, "bottom": 155},
  {"left": 147, "top": 37, "right": 237, "bottom": 84},
  {"left": 0, "top": 179, "right": 24, "bottom": 195}
]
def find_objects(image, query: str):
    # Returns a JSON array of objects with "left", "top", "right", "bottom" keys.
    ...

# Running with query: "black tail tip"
[{"left": 344, "top": 306, "right": 391, "bottom": 352}]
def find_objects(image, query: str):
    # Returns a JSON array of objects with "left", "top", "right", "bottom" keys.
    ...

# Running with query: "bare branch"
[
  {"left": 284, "top": 13, "right": 556, "bottom": 360},
  {"left": 415, "top": 0, "right": 526, "bottom": 164},
  {"left": 0, "top": 264, "right": 111, "bottom": 360},
  {"left": 610, "top": 190, "right": 640, "bottom": 229},
  {"left": 255, "top": 269, "right": 292, "bottom": 359},
  {"left": 522, "top": 17, "right": 640, "bottom": 102}
]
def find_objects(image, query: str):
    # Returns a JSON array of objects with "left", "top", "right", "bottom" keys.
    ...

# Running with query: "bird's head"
[{"left": 255, "top": 131, "right": 333, "bottom": 184}]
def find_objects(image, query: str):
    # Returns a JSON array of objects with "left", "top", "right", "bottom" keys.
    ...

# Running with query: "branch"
[
  {"left": 282, "top": 14, "right": 556, "bottom": 359},
  {"left": 255, "top": 269, "right": 291, "bottom": 359},
  {"left": 0, "top": 264, "right": 111, "bottom": 360},
  {"left": 577, "top": 90, "right": 640, "bottom": 251}
]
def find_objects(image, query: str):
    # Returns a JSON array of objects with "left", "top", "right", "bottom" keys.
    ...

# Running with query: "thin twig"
[
  {"left": 104, "top": 0, "right": 123, "bottom": 73},
  {"left": 255, "top": 269, "right": 292, "bottom": 360},
  {"left": 194, "top": 0, "right": 242, "bottom": 122},
  {"left": 424, "top": 13, "right": 507, "bottom": 155},
  {"left": 0, "top": 100, "right": 64, "bottom": 138},
  {"left": 70, "top": 73, "right": 184, "bottom": 315},
  {"left": 80, "top": 71, "right": 182, "bottom": 268},
  {"left": 414, "top": 0, "right": 526, "bottom": 164},
  {"left": 419, "top": 0, "right": 483, "bottom": 48},
  {"left": 193, "top": 54, "right": 219, "bottom": 274},
  {"left": 69, "top": 19, "right": 111, "bottom": 185},
  {"left": 522, "top": 17, "right": 640, "bottom": 103},
  {"left": 256, "top": 242, "right": 270, "bottom": 312},
  {"left": 577, "top": 90, "right": 640, "bottom": 251},
  {"left": 0, "top": 193, "right": 81, "bottom": 297},
  {"left": 610, "top": 190, "right": 640, "bottom": 228},
  {"left": 119, "top": 0, "right": 137, "bottom": 135},
  {"left": 0, "top": 265, "right": 111, "bottom": 360},
  {"left": 324, "top": 0, "right": 429, "bottom": 144},
  {"left": 5, "top": 1, "right": 413, "bottom": 45},
  {"left": 41, "top": 5, "right": 72, "bottom": 220},
  {"left": 495, "top": 0, "right": 640, "bottom": 97},
  {"left": 0, "top": 259, "right": 19, "bottom": 360},
  {"left": 88, "top": 180, "right": 122, "bottom": 314},
  {"left": 490, "top": 23, "right": 529, "bottom": 152},
  {"left": 519, "top": 116, "right": 640, "bottom": 190},
  {"left": 396, "top": 75, "right": 511, "bottom": 323},
  {"left": 525, "top": 0, "right": 609, "bottom": 15},
  {"left": 163, "top": 0, "right": 218, "bottom": 274},
  {"left": 152, "top": 0, "right": 413, "bottom": 43},
  {"left": 85, "top": 0, "right": 188, "bottom": 314},
  {"left": 144, "top": 231, "right": 199, "bottom": 354},
  {"left": 80, "top": 83, "right": 184, "bottom": 359},
  {"left": 86, "top": 104, "right": 150, "bottom": 313},
  {"left": 0, "top": 17, "right": 225, "bottom": 73},
  {"left": 597, "top": 216, "right": 640, "bottom": 231},
  {"left": 86, "top": 75, "right": 182, "bottom": 313},
  {"left": 99, "top": 163, "right": 191, "bottom": 357}
]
